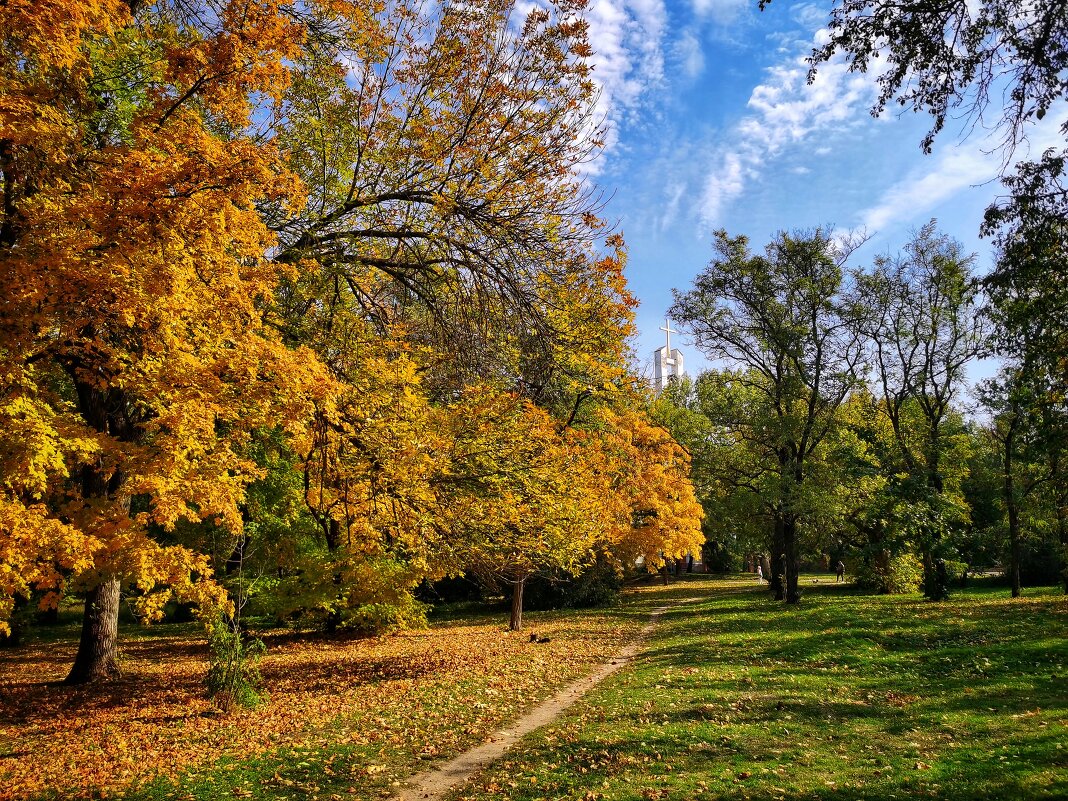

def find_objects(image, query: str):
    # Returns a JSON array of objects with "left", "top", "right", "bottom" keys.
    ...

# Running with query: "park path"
[{"left": 393, "top": 597, "right": 699, "bottom": 801}]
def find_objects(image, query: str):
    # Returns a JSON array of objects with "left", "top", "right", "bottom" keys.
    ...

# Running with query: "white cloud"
[
  {"left": 700, "top": 151, "right": 747, "bottom": 225},
  {"left": 859, "top": 150, "right": 995, "bottom": 232},
  {"left": 577, "top": 0, "right": 667, "bottom": 170},
  {"left": 674, "top": 28, "right": 705, "bottom": 80},
  {"left": 790, "top": 2, "right": 827, "bottom": 30},
  {"left": 691, "top": 0, "right": 747, "bottom": 25},
  {"left": 586, "top": 0, "right": 666, "bottom": 116},
  {"left": 695, "top": 42, "right": 881, "bottom": 228},
  {"left": 857, "top": 115, "right": 1066, "bottom": 232}
]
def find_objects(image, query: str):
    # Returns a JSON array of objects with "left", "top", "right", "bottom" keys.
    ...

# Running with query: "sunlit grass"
[{"left": 455, "top": 575, "right": 1067, "bottom": 801}]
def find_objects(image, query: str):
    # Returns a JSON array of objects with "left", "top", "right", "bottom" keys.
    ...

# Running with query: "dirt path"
[{"left": 393, "top": 599, "right": 695, "bottom": 801}]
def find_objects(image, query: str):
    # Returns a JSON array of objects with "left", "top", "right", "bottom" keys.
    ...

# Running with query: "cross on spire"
[{"left": 659, "top": 318, "right": 677, "bottom": 352}]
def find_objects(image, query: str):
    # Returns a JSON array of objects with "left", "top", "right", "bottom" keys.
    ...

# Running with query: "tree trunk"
[
  {"left": 66, "top": 377, "right": 133, "bottom": 681},
  {"left": 1005, "top": 447, "right": 1022, "bottom": 598},
  {"left": 770, "top": 517, "right": 785, "bottom": 601},
  {"left": 784, "top": 517, "right": 800, "bottom": 604},
  {"left": 509, "top": 576, "right": 525, "bottom": 631},
  {"left": 1058, "top": 509, "right": 1068, "bottom": 595},
  {"left": 65, "top": 577, "right": 122, "bottom": 684},
  {"left": 921, "top": 549, "right": 937, "bottom": 599}
]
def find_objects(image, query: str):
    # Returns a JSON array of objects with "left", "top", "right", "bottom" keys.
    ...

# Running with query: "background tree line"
[
  {"left": 659, "top": 0, "right": 1068, "bottom": 606},
  {"left": 658, "top": 220, "right": 1067, "bottom": 603}
]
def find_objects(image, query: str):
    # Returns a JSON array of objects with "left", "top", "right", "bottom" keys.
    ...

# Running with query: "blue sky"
[{"left": 573, "top": 0, "right": 1063, "bottom": 379}]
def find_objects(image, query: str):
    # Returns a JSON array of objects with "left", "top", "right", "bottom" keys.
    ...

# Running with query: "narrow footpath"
[{"left": 394, "top": 598, "right": 698, "bottom": 801}]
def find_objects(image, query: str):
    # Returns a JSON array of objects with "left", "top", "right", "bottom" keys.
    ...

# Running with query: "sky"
[{"left": 573, "top": 0, "right": 1063, "bottom": 381}]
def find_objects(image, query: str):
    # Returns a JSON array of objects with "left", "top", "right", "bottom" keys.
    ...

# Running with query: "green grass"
[
  {"left": 19, "top": 576, "right": 1063, "bottom": 801},
  {"left": 454, "top": 575, "right": 1068, "bottom": 801}
]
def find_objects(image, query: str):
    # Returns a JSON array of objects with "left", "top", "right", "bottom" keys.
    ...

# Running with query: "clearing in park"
[{"left": 1, "top": 574, "right": 1065, "bottom": 801}]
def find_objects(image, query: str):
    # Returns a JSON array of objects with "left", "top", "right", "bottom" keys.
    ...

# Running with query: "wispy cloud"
[
  {"left": 512, "top": 1, "right": 667, "bottom": 172},
  {"left": 585, "top": 0, "right": 667, "bottom": 124},
  {"left": 697, "top": 42, "right": 880, "bottom": 228},
  {"left": 691, "top": 0, "right": 747, "bottom": 25},
  {"left": 856, "top": 115, "right": 1066, "bottom": 232},
  {"left": 673, "top": 28, "right": 705, "bottom": 79}
]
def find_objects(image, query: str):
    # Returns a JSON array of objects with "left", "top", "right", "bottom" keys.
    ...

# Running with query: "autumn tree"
[
  {"left": 851, "top": 223, "right": 987, "bottom": 599},
  {"left": 671, "top": 230, "right": 866, "bottom": 603},
  {"left": 0, "top": 1, "right": 329, "bottom": 681},
  {"left": 270, "top": 0, "right": 615, "bottom": 394},
  {"left": 257, "top": 0, "right": 639, "bottom": 626}
]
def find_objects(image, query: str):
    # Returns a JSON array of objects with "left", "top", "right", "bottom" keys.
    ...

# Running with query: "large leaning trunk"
[
  {"left": 65, "top": 378, "right": 133, "bottom": 683},
  {"left": 66, "top": 577, "right": 122, "bottom": 684}
]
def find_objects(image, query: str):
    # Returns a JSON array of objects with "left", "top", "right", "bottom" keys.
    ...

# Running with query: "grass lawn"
[
  {"left": 1, "top": 575, "right": 1064, "bottom": 800},
  {"left": 455, "top": 575, "right": 1068, "bottom": 801}
]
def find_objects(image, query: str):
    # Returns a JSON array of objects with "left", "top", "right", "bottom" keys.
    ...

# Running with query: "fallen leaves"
[{"left": 0, "top": 610, "right": 642, "bottom": 800}]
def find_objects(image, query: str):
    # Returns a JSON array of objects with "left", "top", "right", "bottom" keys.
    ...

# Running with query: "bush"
[
  {"left": 524, "top": 557, "right": 623, "bottom": 611},
  {"left": 205, "top": 618, "right": 266, "bottom": 712},
  {"left": 854, "top": 550, "right": 923, "bottom": 594},
  {"left": 943, "top": 559, "right": 969, "bottom": 586},
  {"left": 344, "top": 597, "right": 427, "bottom": 634}
]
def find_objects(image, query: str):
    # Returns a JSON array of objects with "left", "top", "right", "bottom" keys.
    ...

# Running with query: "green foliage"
[
  {"left": 854, "top": 550, "right": 924, "bottom": 594},
  {"left": 343, "top": 597, "right": 428, "bottom": 635},
  {"left": 942, "top": 559, "right": 969, "bottom": 586},
  {"left": 205, "top": 619, "right": 267, "bottom": 713},
  {"left": 523, "top": 556, "right": 624, "bottom": 611}
]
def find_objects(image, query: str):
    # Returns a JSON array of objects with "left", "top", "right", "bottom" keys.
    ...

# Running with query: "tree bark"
[
  {"left": 1004, "top": 442, "right": 1022, "bottom": 598},
  {"left": 66, "top": 375, "right": 134, "bottom": 681},
  {"left": 770, "top": 517, "right": 785, "bottom": 601},
  {"left": 1058, "top": 508, "right": 1068, "bottom": 595},
  {"left": 65, "top": 577, "right": 122, "bottom": 684},
  {"left": 784, "top": 517, "right": 800, "bottom": 604},
  {"left": 509, "top": 576, "right": 525, "bottom": 631}
]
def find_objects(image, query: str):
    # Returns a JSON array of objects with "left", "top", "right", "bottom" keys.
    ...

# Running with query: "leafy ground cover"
[
  {"left": 3, "top": 576, "right": 1064, "bottom": 801},
  {"left": 454, "top": 576, "right": 1068, "bottom": 801},
  {"left": 0, "top": 585, "right": 690, "bottom": 801}
]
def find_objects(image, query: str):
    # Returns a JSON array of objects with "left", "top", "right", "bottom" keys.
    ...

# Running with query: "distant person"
[
  {"left": 756, "top": 564, "right": 763, "bottom": 582},
  {"left": 836, "top": 560, "right": 845, "bottom": 582}
]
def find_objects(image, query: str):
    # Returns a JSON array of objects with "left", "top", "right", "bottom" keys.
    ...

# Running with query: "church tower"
[{"left": 653, "top": 318, "right": 684, "bottom": 393}]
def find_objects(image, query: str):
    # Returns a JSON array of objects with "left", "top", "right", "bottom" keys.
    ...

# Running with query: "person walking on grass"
[
  {"left": 756, "top": 564, "right": 763, "bottom": 582},
  {"left": 836, "top": 560, "right": 845, "bottom": 582}
]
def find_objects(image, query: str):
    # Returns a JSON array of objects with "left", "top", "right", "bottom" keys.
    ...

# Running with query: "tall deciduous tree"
[
  {"left": 0, "top": 1, "right": 329, "bottom": 681},
  {"left": 852, "top": 223, "right": 987, "bottom": 599},
  {"left": 270, "top": 0, "right": 614, "bottom": 393},
  {"left": 671, "top": 230, "right": 865, "bottom": 603}
]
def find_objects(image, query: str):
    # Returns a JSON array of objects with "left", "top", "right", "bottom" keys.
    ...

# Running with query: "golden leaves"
[{"left": 0, "top": 603, "right": 642, "bottom": 799}]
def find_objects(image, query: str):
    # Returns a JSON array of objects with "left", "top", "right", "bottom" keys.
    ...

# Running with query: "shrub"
[
  {"left": 524, "top": 557, "right": 623, "bottom": 611},
  {"left": 205, "top": 618, "right": 266, "bottom": 712},
  {"left": 943, "top": 559, "right": 969, "bottom": 586},
  {"left": 854, "top": 550, "right": 923, "bottom": 594}
]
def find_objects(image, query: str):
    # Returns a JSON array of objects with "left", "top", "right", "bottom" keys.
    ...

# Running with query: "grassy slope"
[{"left": 455, "top": 575, "right": 1067, "bottom": 801}]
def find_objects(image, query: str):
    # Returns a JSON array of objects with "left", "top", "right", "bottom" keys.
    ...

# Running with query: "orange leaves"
[
  {"left": 0, "top": 500, "right": 99, "bottom": 634},
  {"left": 0, "top": 603, "right": 643, "bottom": 800},
  {"left": 162, "top": 0, "right": 304, "bottom": 127},
  {"left": 581, "top": 405, "right": 705, "bottom": 568},
  {"left": 0, "top": 1, "right": 329, "bottom": 634},
  {"left": 0, "top": 0, "right": 129, "bottom": 71}
]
